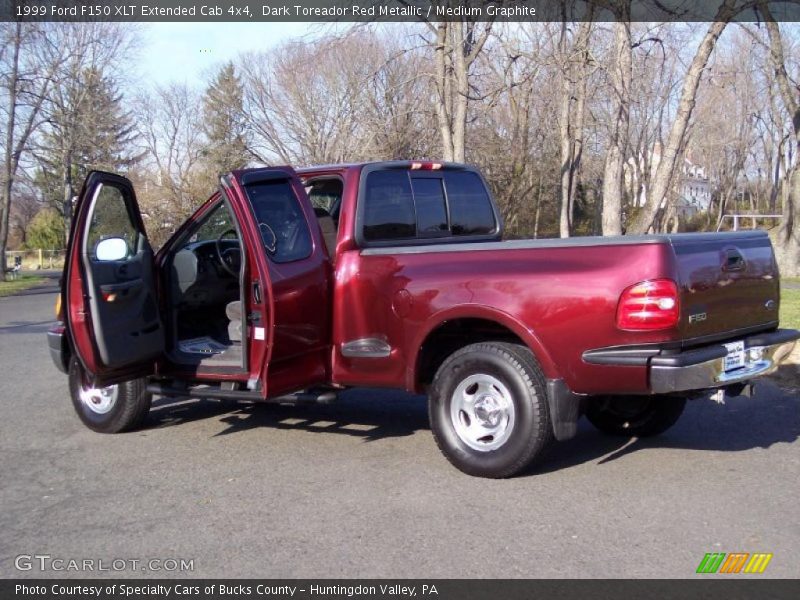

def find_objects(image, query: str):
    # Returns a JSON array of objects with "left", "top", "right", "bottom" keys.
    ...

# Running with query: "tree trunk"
[
  {"left": 601, "top": 14, "right": 632, "bottom": 236},
  {"left": 0, "top": 23, "right": 22, "bottom": 282},
  {"left": 451, "top": 21, "right": 468, "bottom": 163},
  {"left": 62, "top": 156, "right": 73, "bottom": 244},
  {"left": 558, "top": 72, "right": 573, "bottom": 238},
  {"left": 431, "top": 21, "right": 490, "bottom": 163},
  {"left": 627, "top": 1, "right": 737, "bottom": 234},
  {"left": 761, "top": 2, "right": 800, "bottom": 276},
  {"left": 558, "top": 20, "right": 592, "bottom": 238}
]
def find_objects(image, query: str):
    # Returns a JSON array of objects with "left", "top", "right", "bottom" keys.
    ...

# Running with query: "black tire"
[
  {"left": 429, "top": 342, "right": 554, "bottom": 478},
  {"left": 585, "top": 395, "right": 686, "bottom": 437},
  {"left": 68, "top": 357, "right": 151, "bottom": 433}
]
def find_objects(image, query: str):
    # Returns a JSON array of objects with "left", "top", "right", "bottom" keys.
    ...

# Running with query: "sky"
[{"left": 139, "top": 22, "right": 316, "bottom": 87}]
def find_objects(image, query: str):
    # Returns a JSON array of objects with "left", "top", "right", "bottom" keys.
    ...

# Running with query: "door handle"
[{"left": 722, "top": 250, "right": 746, "bottom": 272}]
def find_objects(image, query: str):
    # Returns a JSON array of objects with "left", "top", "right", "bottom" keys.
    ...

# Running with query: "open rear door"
[
  {"left": 222, "top": 167, "right": 332, "bottom": 399},
  {"left": 65, "top": 171, "right": 164, "bottom": 384}
]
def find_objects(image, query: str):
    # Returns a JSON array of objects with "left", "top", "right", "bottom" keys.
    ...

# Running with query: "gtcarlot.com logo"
[
  {"left": 14, "top": 554, "right": 194, "bottom": 573},
  {"left": 696, "top": 552, "right": 772, "bottom": 574}
]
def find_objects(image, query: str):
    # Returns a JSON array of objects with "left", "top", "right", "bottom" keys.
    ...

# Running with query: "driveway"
[{"left": 1, "top": 284, "right": 798, "bottom": 578}]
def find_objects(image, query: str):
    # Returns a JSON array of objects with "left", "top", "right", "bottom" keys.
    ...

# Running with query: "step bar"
[{"left": 146, "top": 382, "right": 338, "bottom": 404}]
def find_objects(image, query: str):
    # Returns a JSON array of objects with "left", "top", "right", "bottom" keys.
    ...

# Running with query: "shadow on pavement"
[
  {"left": 0, "top": 319, "right": 58, "bottom": 334},
  {"left": 9, "top": 285, "right": 60, "bottom": 296},
  {"left": 148, "top": 388, "right": 430, "bottom": 442},
  {"left": 146, "top": 383, "right": 799, "bottom": 476},
  {"left": 531, "top": 385, "right": 800, "bottom": 476}
]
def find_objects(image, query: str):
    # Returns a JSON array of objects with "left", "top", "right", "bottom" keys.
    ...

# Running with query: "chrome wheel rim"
[
  {"left": 450, "top": 374, "right": 515, "bottom": 452},
  {"left": 79, "top": 378, "right": 119, "bottom": 415}
]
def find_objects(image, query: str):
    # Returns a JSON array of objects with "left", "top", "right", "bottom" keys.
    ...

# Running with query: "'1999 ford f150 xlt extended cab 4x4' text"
[{"left": 47, "top": 162, "right": 799, "bottom": 477}]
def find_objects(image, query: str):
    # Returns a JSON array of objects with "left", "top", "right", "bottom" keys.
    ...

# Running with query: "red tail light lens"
[{"left": 616, "top": 279, "right": 680, "bottom": 331}]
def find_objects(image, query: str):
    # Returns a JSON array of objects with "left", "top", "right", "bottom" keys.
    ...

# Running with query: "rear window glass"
[
  {"left": 363, "top": 171, "right": 416, "bottom": 241},
  {"left": 362, "top": 169, "right": 497, "bottom": 243},
  {"left": 445, "top": 171, "right": 496, "bottom": 236},
  {"left": 411, "top": 178, "right": 448, "bottom": 236}
]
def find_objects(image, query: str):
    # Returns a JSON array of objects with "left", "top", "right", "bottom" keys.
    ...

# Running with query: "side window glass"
[
  {"left": 244, "top": 179, "right": 313, "bottom": 263},
  {"left": 363, "top": 171, "right": 416, "bottom": 241},
  {"left": 411, "top": 177, "right": 448, "bottom": 236},
  {"left": 86, "top": 184, "right": 138, "bottom": 260}
]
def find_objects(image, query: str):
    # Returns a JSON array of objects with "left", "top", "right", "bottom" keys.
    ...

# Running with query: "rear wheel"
[
  {"left": 585, "top": 395, "right": 686, "bottom": 437},
  {"left": 68, "top": 357, "right": 151, "bottom": 433},
  {"left": 429, "top": 342, "right": 553, "bottom": 478}
]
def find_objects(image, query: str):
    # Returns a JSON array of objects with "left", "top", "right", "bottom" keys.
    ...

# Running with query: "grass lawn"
[
  {"left": 0, "top": 275, "right": 46, "bottom": 297},
  {"left": 781, "top": 287, "right": 800, "bottom": 330}
]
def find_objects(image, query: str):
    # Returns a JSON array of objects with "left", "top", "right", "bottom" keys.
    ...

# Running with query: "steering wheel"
[{"left": 215, "top": 228, "right": 241, "bottom": 278}]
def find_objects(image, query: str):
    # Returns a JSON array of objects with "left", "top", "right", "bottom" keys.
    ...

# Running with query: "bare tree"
[
  {"left": 426, "top": 18, "right": 493, "bottom": 162},
  {"left": 601, "top": 2, "right": 632, "bottom": 235},
  {"left": 557, "top": 19, "right": 593, "bottom": 238},
  {"left": 135, "top": 83, "right": 207, "bottom": 235},
  {"left": 760, "top": 3, "right": 800, "bottom": 276},
  {"left": 628, "top": 0, "right": 740, "bottom": 234},
  {"left": 240, "top": 34, "right": 376, "bottom": 164},
  {"left": 0, "top": 23, "right": 65, "bottom": 280}
]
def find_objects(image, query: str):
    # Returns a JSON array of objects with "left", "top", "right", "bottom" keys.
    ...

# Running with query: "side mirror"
[{"left": 94, "top": 237, "right": 129, "bottom": 262}]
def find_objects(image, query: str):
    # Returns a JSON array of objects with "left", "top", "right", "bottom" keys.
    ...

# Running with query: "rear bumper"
[
  {"left": 584, "top": 328, "right": 799, "bottom": 395},
  {"left": 47, "top": 324, "right": 69, "bottom": 374}
]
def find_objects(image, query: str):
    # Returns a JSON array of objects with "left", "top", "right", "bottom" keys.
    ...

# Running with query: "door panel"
[
  {"left": 65, "top": 171, "right": 163, "bottom": 380},
  {"left": 224, "top": 168, "right": 332, "bottom": 397}
]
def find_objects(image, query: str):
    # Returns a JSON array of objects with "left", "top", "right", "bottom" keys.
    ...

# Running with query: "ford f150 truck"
[{"left": 47, "top": 161, "right": 799, "bottom": 477}]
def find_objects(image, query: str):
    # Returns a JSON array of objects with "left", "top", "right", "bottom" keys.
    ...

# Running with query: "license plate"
[{"left": 723, "top": 341, "right": 746, "bottom": 372}]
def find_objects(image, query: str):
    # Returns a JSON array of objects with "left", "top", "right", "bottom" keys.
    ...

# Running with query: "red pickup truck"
[{"left": 48, "top": 161, "right": 798, "bottom": 477}]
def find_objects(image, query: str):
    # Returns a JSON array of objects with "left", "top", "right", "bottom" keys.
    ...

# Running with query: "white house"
[{"left": 626, "top": 144, "right": 714, "bottom": 219}]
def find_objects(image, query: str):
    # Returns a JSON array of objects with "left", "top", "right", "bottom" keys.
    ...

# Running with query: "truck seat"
[
  {"left": 314, "top": 207, "right": 337, "bottom": 257},
  {"left": 226, "top": 300, "right": 242, "bottom": 343}
]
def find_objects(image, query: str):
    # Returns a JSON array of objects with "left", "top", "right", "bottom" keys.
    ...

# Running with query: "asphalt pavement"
[{"left": 0, "top": 281, "right": 798, "bottom": 578}]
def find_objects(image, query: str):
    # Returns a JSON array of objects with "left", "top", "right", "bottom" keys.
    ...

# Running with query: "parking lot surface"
[{"left": 1, "top": 280, "right": 798, "bottom": 578}]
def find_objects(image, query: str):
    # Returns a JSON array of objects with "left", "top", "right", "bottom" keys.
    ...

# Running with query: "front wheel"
[
  {"left": 585, "top": 395, "right": 686, "bottom": 437},
  {"left": 68, "top": 358, "right": 151, "bottom": 433},
  {"left": 429, "top": 342, "right": 554, "bottom": 478}
]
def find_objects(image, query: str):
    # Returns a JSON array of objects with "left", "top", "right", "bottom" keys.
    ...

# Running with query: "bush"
[{"left": 25, "top": 209, "right": 65, "bottom": 250}]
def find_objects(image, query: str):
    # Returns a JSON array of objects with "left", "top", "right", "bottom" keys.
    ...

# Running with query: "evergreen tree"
[
  {"left": 201, "top": 62, "right": 250, "bottom": 176},
  {"left": 25, "top": 208, "right": 65, "bottom": 250},
  {"left": 34, "top": 66, "right": 139, "bottom": 239}
]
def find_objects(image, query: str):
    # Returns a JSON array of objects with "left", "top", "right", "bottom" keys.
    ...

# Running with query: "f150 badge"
[{"left": 689, "top": 312, "right": 707, "bottom": 324}]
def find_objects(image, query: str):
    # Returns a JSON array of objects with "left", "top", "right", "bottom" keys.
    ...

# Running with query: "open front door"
[{"left": 65, "top": 171, "right": 164, "bottom": 384}]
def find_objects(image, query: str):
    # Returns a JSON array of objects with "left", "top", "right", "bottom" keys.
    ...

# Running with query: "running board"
[{"left": 146, "top": 382, "right": 338, "bottom": 404}]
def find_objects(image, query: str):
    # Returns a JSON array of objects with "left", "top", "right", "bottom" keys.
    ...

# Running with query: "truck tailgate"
[{"left": 670, "top": 231, "right": 780, "bottom": 344}]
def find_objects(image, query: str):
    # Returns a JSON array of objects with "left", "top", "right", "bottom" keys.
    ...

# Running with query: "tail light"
[{"left": 616, "top": 279, "right": 680, "bottom": 331}]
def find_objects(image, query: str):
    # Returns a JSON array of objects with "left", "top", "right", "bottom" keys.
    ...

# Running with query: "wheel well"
[{"left": 416, "top": 318, "right": 526, "bottom": 390}]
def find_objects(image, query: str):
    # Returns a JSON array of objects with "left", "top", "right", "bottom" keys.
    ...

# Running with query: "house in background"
[
  {"left": 676, "top": 157, "right": 713, "bottom": 218},
  {"left": 626, "top": 144, "right": 714, "bottom": 219}
]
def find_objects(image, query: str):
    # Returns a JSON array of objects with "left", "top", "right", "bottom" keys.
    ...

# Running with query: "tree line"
[{"left": 2, "top": 7, "right": 799, "bottom": 281}]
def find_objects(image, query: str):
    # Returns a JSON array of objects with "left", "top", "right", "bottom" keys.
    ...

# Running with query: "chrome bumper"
[{"left": 649, "top": 329, "right": 799, "bottom": 394}]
